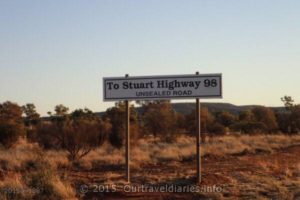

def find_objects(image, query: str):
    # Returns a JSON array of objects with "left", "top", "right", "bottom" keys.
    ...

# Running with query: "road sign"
[
  {"left": 103, "top": 74, "right": 222, "bottom": 101},
  {"left": 102, "top": 72, "right": 223, "bottom": 184}
]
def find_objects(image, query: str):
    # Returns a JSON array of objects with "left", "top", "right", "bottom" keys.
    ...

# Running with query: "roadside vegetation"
[{"left": 0, "top": 96, "right": 299, "bottom": 199}]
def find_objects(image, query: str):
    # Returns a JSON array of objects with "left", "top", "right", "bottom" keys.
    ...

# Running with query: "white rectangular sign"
[{"left": 103, "top": 74, "right": 222, "bottom": 101}]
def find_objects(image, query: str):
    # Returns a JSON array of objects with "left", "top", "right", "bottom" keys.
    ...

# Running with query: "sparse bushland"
[
  {"left": 3, "top": 134, "right": 300, "bottom": 173},
  {"left": 35, "top": 106, "right": 111, "bottom": 162},
  {"left": 1, "top": 134, "right": 300, "bottom": 199},
  {"left": 79, "top": 134, "right": 300, "bottom": 170},
  {"left": 1, "top": 96, "right": 300, "bottom": 151},
  {"left": 0, "top": 97, "right": 300, "bottom": 199}
]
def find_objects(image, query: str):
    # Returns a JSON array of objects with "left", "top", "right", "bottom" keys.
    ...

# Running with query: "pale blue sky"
[{"left": 0, "top": 0, "right": 299, "bottom": 115}]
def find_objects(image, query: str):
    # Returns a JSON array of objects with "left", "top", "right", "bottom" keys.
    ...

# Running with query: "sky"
[{"left": 0, "top": 0, "right": 299, "bottom": 115}]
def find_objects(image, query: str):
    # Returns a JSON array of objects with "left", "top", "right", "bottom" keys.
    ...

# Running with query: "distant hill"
[
  {"left": 95, "top": 102, "right": 285, "bottom": 117},
  {"left": 171, "top": 102, "right": 285, "bottom": 115}
]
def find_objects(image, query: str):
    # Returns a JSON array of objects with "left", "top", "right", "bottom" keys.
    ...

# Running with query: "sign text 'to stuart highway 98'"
[{"left": 103, "top": 74, "right": 222, "bottom": 101}]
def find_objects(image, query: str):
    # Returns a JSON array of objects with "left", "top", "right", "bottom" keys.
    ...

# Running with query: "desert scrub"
[
  {"left": 77, "top": 134, "right": 300, "bottom": 170},
  {"left": 0, "top": 174, "right": 34, "bottom": 200},
  {"left": 0, "top": 138, "right": 39, "bottom": 171},
  {"left": 23, "top": 158, "right": 76, "bottom": 200}
]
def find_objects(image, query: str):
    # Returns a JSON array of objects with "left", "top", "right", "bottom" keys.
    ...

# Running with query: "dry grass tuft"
[
  {"left": 0, "top": 139, "right": 39, "bottom": 171},
  {"left": 0, "top": 173, "right": 33, "bottom": 200},
  {"left": 239, "top": 173, "right": 293, "bottom": 199},
  {"left": 23, "top": 157, "right": 76, "bottom": 200},
  {"left": 50, "top": 175, "right": 76, "bottom": 200},
  {"left": 44, "top": 150, "right": 69, "bottom": 169}
]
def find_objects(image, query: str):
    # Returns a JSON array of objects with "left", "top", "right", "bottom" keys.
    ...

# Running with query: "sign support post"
[
  {"left": 196, "top": 71, "right": 201, "bottom": 184},
  {"left": 125, "top": 74, "right": 130, "bottom": 183}
]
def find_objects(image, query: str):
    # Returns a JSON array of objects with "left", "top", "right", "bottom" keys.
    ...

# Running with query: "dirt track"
[{"left": 66, "top": 144, "right": 300, "bottom": 200}]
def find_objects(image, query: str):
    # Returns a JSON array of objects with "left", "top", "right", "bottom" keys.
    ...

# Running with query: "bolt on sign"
[
  {"left": 103, "top": 74, "right": 222, "bottom": 101},
  {"left": 102, "top": 73, "right": 222, "bottom": 184}
]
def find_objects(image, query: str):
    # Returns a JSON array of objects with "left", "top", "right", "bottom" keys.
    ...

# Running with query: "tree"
[
  {"left": 0, "top": 101, "right": 24, "bottom": 148},
  {"left": 62, "top": 118, "right": 105, "bottom": 161},
  {"left": 22, "top": 103, "right": 40, "bottom": 142},
  {"left": 239, "top": 110, "right": 255, "bottom": 122},
  {"left": 71, "top": 108, "right": 96, "bottom": 121},
  {"left": 208, "top": 122, "right": 227, "bottom": 135},
  {"left": 103, "top": 102, "right": 139, "bottom": 148},
  {"left": 279, "top": 96, "right": 300, "bottom": 133},
  {"left": 232, "top": 107, "right": 277, "bottom": 134},
  {"left": 276, "top": 112, "right": 291, "bottom": 133},
  {"left": 230, "top": 121, "right": 267, "bottom": 134},
  {"left": 0, "top": 101, "right": 23, "bottom": 123},
  {"left": 232, "top": 110, "right": 261, "bottom": 134},
  {"left": 185, "top": 107, "right": 214, "bottom": 134},
  {"left": 22, "top": 104, "right": 40, "bottom": 125},
  {"left": 290, "top": 105, "right": 300, "bottom": 133},
  {"left": 281, "top": 95, "right": 294, "bottom": 110},
  {"left": 215, "top": 111, "right": 236, "bottom": 127},
  {"left": 142, "top": 100, "right": 177, "bottom": 141},
  {"left": 54, "top": 104, "right": 69, "bottom": 117},
  {"left": 37, "top": 106, "right": 109, "bottom": 161},
  {"left": 251, "top": 106, "right": 278, "bottom": 132},
  {"left": 70, "top": 108, "right": 111, "bottom": 146}
]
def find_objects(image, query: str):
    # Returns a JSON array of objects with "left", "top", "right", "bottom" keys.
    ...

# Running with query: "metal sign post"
[
  {"left": 125, "top": 74, "right": 130, "bottom": 183},
  {"left": 196, "top": 72, "right": 201, "bottom": 183}
]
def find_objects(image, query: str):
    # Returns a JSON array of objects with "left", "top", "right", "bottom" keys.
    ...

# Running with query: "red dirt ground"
[{"left": 65, "top": 144, "right": 300, "bottom": 200}]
